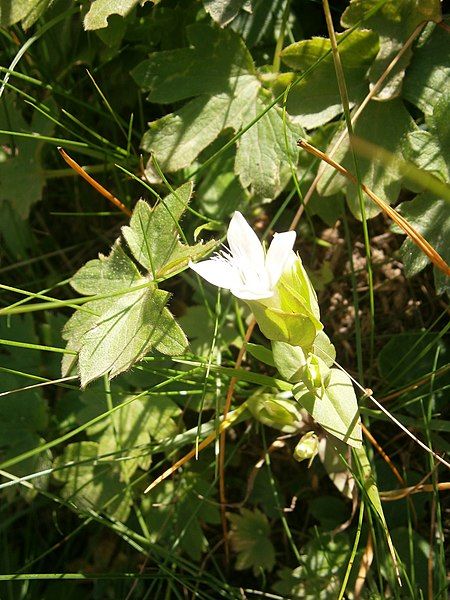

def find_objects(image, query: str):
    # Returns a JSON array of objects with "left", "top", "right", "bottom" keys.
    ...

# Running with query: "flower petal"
[
  {"left": 230, "top": 286, "right": 274, "bottom": 300},
  {"left": 189, "top": 259, "right": 241, "bottom": 290},
  {"left": 227, "top": 212, "right": 266, "bottom": 275},
  {"left": 265, "top": 231, "right": 296, "bottom": 287}
]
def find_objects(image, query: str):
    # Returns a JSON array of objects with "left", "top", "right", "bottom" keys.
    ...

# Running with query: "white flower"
[{"left": 189, "top": 211, "right": 296, "bottom": 300}]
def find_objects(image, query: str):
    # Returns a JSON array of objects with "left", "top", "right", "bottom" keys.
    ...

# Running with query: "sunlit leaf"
[
  {"left": 403, "top": 18, "right": 450, "bottom": 114},
  {"left": 272, "top": 332, "right": 335, "bottom": 385},
  {"left": 63, "top": 283, "right": 187, "bottom": 387},
  {"left": 246, "top": 390, "right": 304, "bottom": 434},
  {"left": 98, "top": 394, "right": 181, "bottom": 479},
  {"left": 342, "top": 0, "right": 441, "bottom": 99},
  {"left": 84, "top": 0, "right": 144, "bottom": 30},
  {"left": 0, "top": 0, "right": 51, "bottom": 27},
  {"left": 397, "top": 95, "right": 450, "bottom": 294},
  {"left": 273, "top": 532, "right": 351, "bottom": 599},
  {"left": 293, "top": 368, "right": 362, "bottom": 447},
  {"left": 317, "top": 99, "right": 414, "bottom": 218},
  {"left": 71, "top": 240, "right": 141, "bottom": 295},
  {"left": 133, "top": 24, "right": 302, "bottom": 198},
  {"left": 122, "top": 182, "right": 216, "bottom": 279},
  {"left": 318, "top": 436, "right": 355, "bottom": 499},
  {"left": 196, "top": 144, "right": 248, "bottom": 218},
  {"left": 397, "top": 194, "right": 449, "bottom": 295},
  {"left": 203, "top": 0, "right": 251, "bottom": 27},
  {"left": 353, "top": 444, "right": 398, "bottom": 575},
  {"left": 62, "top": 183, "right": 220, "bottom": 385},
  {"left": 277, "top": 30, "right": 378, "bottom": 128},
  {"left": 235, "top": 94, "right": 301, "bottom": 197}
]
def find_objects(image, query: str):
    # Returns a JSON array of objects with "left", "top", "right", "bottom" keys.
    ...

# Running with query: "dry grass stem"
[
  {"left": 290, "top": 20, "right": 426, "bottom": 230},
  {"left": 297, "top": 139, "right": 450, "bottom": 278},
  {"left": 58, "top": 147, "right": 132, "bottom": 217}
]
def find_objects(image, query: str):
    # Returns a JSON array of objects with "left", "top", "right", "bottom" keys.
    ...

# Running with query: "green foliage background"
[{"left": 0, "top": 0, "right": 449, "bottom": 598}]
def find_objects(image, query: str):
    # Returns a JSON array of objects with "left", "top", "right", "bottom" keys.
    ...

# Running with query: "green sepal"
[
  {"left": 247, "top": 255, "right": 323, "bottom": 346},
  {"left": 249, "top": 301, "right": 319, "bottom": 347},
  {"left": 246, "top": 391, "right": 304, "bottom": 434},
  {"left": 278, "top": 255, "right": 322, "bottom": 324}
]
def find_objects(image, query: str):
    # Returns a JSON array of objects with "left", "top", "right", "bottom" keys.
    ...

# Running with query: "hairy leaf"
[
  {"left": 63, "top": 284, "right": 187, "bottom": 387},
  {"left": 133, "top": 24, "right": 302, "bottom": 198},
  {"left": 71, "top": 240, "right": 141, "bottom": 295},
  {"left": 63, "top": 183, "right": 220, "bottom": 385},
  {"left": 122, "top": 182, "right": 216, "bottom": 278}
]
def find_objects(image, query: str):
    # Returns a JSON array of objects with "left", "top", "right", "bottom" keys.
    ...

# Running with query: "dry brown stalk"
[
  {"left": 297, "top": 139, "right": 450, "bottom": 278},
  {"left": 58, "top": 147, "right": 131, "bottom": 217}
]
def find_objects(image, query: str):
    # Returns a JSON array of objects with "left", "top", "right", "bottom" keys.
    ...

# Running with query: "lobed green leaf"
[{"left": 278, "top": 30, "right": 378, "bottom": 129}]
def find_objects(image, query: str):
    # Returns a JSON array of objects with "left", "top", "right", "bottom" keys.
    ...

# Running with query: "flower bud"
[
  {"left": 293, "top": 431, "right": 319, "bottom": 466},
  {"left": 272, "top": 340, "right": 331, "bottom": 394},
  {"left": 303, "top": 354, "right": 331, "bottom": 393},
  {"left": 246, "top": 391, "right": 305, "bottom": 433}
]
